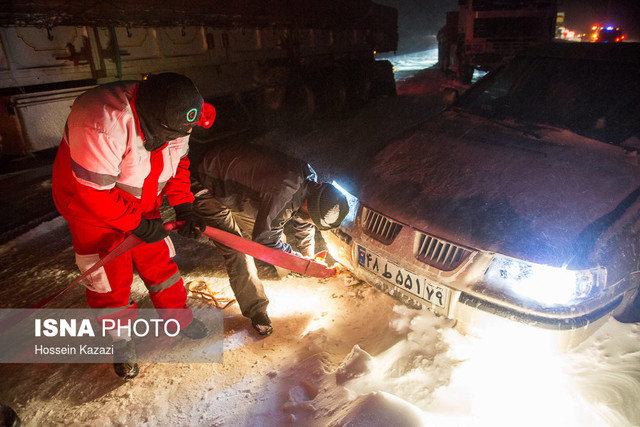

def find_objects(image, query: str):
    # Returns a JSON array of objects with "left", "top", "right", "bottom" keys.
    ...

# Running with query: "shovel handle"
[{"left": 163, "top": 221, "right": 338, "bottom": 278}]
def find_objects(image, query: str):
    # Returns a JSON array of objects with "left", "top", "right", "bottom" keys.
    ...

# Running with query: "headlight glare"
[
  {"left": 484, "top": 255, "right": 604, "bottom": 306},
  {"left": 331, "top": 181, "right": 359, "bottom": 231}
]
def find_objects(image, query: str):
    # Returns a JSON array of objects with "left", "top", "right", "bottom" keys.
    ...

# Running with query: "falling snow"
[{"left": 1, "top": 47, "right": 639, "bottom": 427}]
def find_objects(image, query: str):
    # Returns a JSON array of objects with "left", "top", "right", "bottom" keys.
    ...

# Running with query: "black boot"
[
  {"left": 251, "top": 312, "right": 273, "bottom": 336},
  {"left": 180, "top": 317, "right": 208, "bottom": 339},
  {"left": 0, "top": 403, "right": 21, "bottom": 427},
  {"left": 113, "top": 339, "right": 139, "bottom": 381}
]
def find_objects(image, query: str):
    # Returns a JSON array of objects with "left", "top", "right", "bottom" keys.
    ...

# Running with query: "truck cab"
[{"left": 439, "top": 0, "right": 557, "bottom": 83}]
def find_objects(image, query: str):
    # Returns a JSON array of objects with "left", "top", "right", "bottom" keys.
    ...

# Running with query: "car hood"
[{"left": 360, "top": 111, "right": 640, "bottom": 267}]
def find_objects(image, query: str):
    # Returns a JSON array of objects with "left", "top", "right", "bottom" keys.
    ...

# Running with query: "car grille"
[
  {"left": 414, "top": 233, "right": 472, "bottom": 271},
  {"left": 360, "top": 207, "right": 402, "bottom": 245}
]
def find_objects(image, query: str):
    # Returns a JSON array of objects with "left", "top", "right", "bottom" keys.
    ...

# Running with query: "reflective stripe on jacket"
[{"left": 52, "top": 81, "right": 194, "bottom": 231}]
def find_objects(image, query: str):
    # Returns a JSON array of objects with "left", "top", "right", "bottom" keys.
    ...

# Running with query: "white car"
[{"left": 325, "top": 42, "right": 640, "bottom": 350}]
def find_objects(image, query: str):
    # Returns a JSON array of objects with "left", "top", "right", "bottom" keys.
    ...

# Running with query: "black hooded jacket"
[{"left": 197, "top": 143, "right": 317, "bottom": 255}]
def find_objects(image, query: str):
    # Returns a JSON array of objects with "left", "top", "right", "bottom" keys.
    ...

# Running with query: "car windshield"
[{"left": 456, "top": 53, "right": 640, "bottom": 145}]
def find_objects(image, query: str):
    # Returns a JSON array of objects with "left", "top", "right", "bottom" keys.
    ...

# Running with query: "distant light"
[{"left": 606, "top": 26, "right": 614, "bottom": 30}]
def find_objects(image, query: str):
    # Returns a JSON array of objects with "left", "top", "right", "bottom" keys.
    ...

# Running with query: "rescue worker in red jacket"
[
  {"left": 51, "top": 73, "right": 215, "bottom": 380},
  {"left": 193, "top": 142, "right": 349, "bottom": 336}
]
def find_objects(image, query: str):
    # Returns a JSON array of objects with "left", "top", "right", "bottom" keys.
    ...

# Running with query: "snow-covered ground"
[
  {"left": 377, "top": 47, "right": 439, "bottom": 73},
  {"left": 1, "top": 48, "right": 639, "bottom": 426}
]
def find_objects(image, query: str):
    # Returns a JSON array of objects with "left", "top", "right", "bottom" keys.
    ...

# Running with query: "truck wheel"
[
  {"left": 463, "top": 66, "right": 474, "bottom": 84},
  {"left": 263, "top": 86, "right": 286, "bottom": 112},
  {"left": 325, "top": 77, "right": 348, "bottom": 117},
  {"left": 286, "top": 83, "right": 315, "bottom": 124},
  {"left": 259, "top": 86, "right": 286, "bottom": 128},
  {"left": 371, "top": 60, "right": 396, "bottom": 97},
  {"left": 438, "top": 42, "right": 449, "bottom": 73},
  {"left": 458, "top": 64, "right": 474, "bottom": 85},
  {"left": 350, "top": 69, "right": 372, "bottom": 106}
]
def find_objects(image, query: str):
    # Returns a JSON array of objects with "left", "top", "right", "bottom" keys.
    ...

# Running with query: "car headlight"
[{"left": 483, "top": 255, "right": 606, "bottom": 306}]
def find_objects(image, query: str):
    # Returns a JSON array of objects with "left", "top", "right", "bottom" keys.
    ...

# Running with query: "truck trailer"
[{"left": 0, "top": 0, "right": 398, "bottom": 157}]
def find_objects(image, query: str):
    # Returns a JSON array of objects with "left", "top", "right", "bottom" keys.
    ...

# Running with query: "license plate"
[{"left": 357, "top": 245, "right": 449, "bottom": 309}]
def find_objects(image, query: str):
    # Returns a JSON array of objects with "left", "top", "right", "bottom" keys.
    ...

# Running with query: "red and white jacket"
[{"left": 52, "top": 81, "right": 194, "bottom": 232}]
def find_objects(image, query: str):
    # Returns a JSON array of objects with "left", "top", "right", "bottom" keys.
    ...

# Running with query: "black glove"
[
  {"left": 132, "top": 218, "right": 169, "bottom": 243},
  {"left": 173, "top": 203, "right": 206, "bottom": 239}
]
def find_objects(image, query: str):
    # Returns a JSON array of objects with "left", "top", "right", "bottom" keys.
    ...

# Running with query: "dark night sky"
[{"left": 375, "top": 0, "right": 640, "bottom": 52}]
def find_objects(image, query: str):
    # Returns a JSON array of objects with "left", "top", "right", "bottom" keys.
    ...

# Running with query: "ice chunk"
[{"left": 335, "top": 345, "right": 374, "bottom": 384}]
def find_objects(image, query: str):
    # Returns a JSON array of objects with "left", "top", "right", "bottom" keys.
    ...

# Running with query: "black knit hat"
[
  {"left": 307, "top": 183, "right": 350, "bottom": 230},
  {"left": 136, "top": 73, "right": 203, "bottom": 150}
]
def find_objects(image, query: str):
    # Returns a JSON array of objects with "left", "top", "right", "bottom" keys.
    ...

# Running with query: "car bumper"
[{"left": 323, "top": 227, "right": 623, "bottom": 352}]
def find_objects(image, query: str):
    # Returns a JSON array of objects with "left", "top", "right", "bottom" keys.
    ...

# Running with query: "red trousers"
[{"left": 67, "top": 219, "right": 193, "bottom": 328}]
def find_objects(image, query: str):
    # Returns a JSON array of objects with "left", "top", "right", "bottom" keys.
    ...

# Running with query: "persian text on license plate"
[{"left": 357, "top": 245, "right": 449, "bottom": 309}]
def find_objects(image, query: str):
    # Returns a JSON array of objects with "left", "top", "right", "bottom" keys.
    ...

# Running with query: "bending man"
[{"left": 193, "top": 143, "right": 349, "bottom": 336}]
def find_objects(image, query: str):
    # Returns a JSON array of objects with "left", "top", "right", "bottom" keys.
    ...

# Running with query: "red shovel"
[
  {"left": 164, "top": 221, "right": 338, "bottom": 278},
  {"left": 12, "top": 221, "right": 337, "bottom": 312}
]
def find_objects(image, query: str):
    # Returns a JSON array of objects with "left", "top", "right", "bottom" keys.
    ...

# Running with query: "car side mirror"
[{"left": 442, "top": 87, "right": 459, "bottom": 106}]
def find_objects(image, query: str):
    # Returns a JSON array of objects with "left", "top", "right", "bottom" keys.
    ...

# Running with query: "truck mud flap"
[{"left": 370, "top": 60, "right": 397, "bottom": 97}]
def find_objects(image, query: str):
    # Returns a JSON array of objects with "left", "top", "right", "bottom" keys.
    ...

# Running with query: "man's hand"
[
  {"left": 132, "top": 218, "right": 169, "bottom": 243},
  {"left": 173, "top": 203, "right": 206, "bottom": 239}
]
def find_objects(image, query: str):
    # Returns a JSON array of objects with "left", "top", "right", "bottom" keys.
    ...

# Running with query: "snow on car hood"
[{"left": 361, "top": 111, "right": 640, "bottom": 267}]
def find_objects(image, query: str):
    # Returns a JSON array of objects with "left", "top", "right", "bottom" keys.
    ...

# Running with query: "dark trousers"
[{"left": 193, "top": 189, "right": 269, "bottom": 319}]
